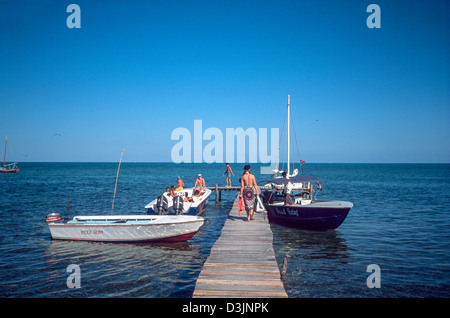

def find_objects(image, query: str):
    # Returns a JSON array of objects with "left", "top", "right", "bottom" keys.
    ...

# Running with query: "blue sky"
[{"left": 0, "top": 0, "right": 448, "bottom": 163}]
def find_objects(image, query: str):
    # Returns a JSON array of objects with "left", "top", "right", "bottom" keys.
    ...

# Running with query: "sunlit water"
[{"left": 0, "top": 163, "right": 448, "bottom": 297}]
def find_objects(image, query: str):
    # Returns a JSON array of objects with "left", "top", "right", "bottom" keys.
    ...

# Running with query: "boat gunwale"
[
  {"left": 49, "top": 230, "right": 200, "bottom": 242},
  {"left": 265, "top": 200, "right": 354, "bottom": 209},
  {"left": 48, "top": 219, "right": 204, "bottom": 228}
]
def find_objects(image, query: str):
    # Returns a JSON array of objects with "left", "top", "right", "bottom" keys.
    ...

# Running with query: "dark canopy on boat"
[{"left": 262, "top": 175, "right": 321, "bottom": 185}]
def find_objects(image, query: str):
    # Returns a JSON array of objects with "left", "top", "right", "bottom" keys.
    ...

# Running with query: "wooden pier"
[
  {"left": 207, "top": 185, "right": 241, "bottom": 202},
  {"left": 193, "top": 195, "right": 288, "bottom": 298}
]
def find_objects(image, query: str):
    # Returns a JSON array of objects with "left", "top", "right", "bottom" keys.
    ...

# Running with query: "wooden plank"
[
  {"left": 198, "top": 273, "right": 282, "bottom": 281},
  {"left": 212, "top": 239, "right": 273, "bottom": 244},
  {"left": 196, "top": 278, "right": 285, "bottom": 287},
  {"left": 194, "top": 283, "right": 287, "bottom": 292},
  {"left": 202, "top": 262, "right": 279, "bottom": 269},
  {"left": 193, "top": 196, "right": 288, "bottom": 298},
  {"left": 205, "top": 259, "right": 277, "bottom": 265},
  {"left": 193, "top": 289, "right": 288, "bottom": 298},
  {"left": 194, "top": 283, "right": 287, "bottom": 293},
  {"left": 199, "top": 269, "right": 280, "bottom": 277}
]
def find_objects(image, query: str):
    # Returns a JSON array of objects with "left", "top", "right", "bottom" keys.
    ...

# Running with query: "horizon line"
[{"left": 10, "top": 161, "right": 450, "bottom": 165}]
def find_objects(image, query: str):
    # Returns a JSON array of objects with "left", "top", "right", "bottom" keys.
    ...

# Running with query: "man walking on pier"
[
  {"left": 240, "top": 165, "right": 259, "bottom": 221},
  {"left": 222, "top": 163, "right": 235, "bottom": 187}
]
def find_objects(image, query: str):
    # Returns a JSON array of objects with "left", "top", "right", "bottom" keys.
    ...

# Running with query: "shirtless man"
[
  {"left": 170, "top": 185, "right": 177, "bottom": 198},
  {"left": 194, "top": 174, "right": 206, "bottom": 191},
  {"left": 239, "top": 165, "right": 259, "bottom": 221},
  {"left": 222, "top": 163, "right": 235, "bottom": 187},
  {"left": 175, "top": 176, "right": 184, "bottom": 191}
]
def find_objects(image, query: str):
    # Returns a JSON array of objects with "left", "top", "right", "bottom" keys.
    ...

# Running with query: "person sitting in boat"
[
  {"left": 194, "top": 189, "right": 204, "bottom": 197},
  {"left": 183, "top": 190, "right": 196, "bottom": 202},
  {"left": 184, "top": 189, "right": 202, "bottom": 202},
  {"left": 170, "top": 185, "right": 178, "bottom": 198},
  {"left": 175, "top": 176, "right": 184, "bottom": 191},
  {"left": 164, "top": 187, "right": 171, "bottom": 198},
  {"left": 194, "top": 174, "right": 206, "bottom": 191},
  {"left": 282, "top": 172, "right": 295, "bottom": 206}
]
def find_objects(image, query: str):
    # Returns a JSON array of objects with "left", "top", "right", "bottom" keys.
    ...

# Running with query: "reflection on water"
[
  {"left": 41, "top": 240, "right": 203, "bottom": 298},
  {"left": 269, "top": 164, "right": 450, "bottom": 298},
  {"left": 271, "top": 224, "right": 352, "bottom": 296},
  {"left": 1, "top": 163, "right": 449, "bottom": 298},
  {"left": 272, "top": 225, "right": 349, "bottom": 261},
  {"left": 32, "top": 206, "right": 230, "bottom": 298},
  {"left": 0, "top": 188, "right": 230, "bottom": 297}
]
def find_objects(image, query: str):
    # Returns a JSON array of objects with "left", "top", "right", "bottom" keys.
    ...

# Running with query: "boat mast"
[
  {"left": 3, "top": 134, "right": 7, "bottom": 168},
  {"left": 111, "top": 148, "right": 124, "bottom": 215},
  {"left": 287, "top": 95, "right": 290, "bottom": 176}
]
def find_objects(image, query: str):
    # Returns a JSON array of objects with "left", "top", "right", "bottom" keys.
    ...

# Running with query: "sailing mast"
[
  {"left": 287, "top": 95, "right": 290, "bottom": 176},
  {"left": 1, "top": 134, "right": 19, "bottom": 173}
]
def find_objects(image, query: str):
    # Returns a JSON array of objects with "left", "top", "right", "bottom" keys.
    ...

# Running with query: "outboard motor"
[
  {"left": 46, "top": 213, "right": 62, "bottom": 223},
  {"left": 156, "top": 194, "right": 169, "bottom": 215},
  {"left": 172, "top": 196, "right": 184, "bottom": 215}
]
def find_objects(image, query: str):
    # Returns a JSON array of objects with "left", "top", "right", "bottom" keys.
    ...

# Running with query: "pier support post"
[{"left": 215, "top": 184, "right": 219, "bottom": 203}]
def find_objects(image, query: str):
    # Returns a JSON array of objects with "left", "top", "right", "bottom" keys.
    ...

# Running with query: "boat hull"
[
  {"left": 0, "top": 168, "right": 19, "bottom": 173},
  {"left": 48, "top": 215, "right": 205, "bottom": 243},
  {"left": 265, "top": 200, "right": 352, "bottom": 230}
]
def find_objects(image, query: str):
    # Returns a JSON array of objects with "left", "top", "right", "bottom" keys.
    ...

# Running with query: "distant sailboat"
[{"left": 0, "top": 134, "right": 19, "bottom": 173}]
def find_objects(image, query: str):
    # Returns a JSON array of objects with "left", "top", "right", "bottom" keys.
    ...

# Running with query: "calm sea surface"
[{"left": 0, "top": 163, "right": 449, "bottom": 298}]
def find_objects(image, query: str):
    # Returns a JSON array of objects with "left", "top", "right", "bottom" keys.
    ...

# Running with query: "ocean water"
[{"left": 0, "top": 163, "right": 449, "bottom": 298}]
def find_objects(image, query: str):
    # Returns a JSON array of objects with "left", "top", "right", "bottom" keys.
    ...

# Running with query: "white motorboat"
[
  {"left": 145, "top": 188, "right": 211, "bottom": 216},
  {"left": 46, "top": 150, "right": 205, "bottom": 243},
  {"left": 46, "top": 213, "right": 205, "bottom": 243}
]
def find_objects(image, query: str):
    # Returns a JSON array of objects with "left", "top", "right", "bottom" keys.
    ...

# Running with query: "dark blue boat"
[
  {"left": 264, "top": 199, "right": 353, "bottom": 230},
  {"left": 261, "top": 175, "right": 353, "bottom": 230}
]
